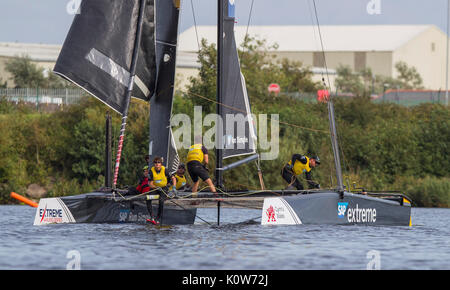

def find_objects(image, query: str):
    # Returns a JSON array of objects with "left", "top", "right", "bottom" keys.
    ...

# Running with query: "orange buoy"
[{"left": 10, "top": 192, "right": 38, "bottom": 208}]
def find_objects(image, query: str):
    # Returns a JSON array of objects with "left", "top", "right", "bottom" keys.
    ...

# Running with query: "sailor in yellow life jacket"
[
  {"left": 281, "top": 154, "right": 320, "bottom": 190},
  {"left": 186, "top": 144, "right": 216, "bottom": 193},
  {"left": 146, "top": 156, "right": 177, "bottom": 224},
  {"left": 174, "top": 163, "right": 189, "bottom": 191},
  {"left": 149, "top": 156, "right": 176, "bottom": 189}
]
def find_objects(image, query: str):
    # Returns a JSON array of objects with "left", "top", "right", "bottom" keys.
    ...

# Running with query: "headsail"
[
  {"left": 53, "top": 0, "right": 156, "bottom": 115},
  {"left": 148, "top": 0, "right": 181, "bottom": 174},
  {"left": 221, "top": 0, "right": 257, "bottom": 159}
]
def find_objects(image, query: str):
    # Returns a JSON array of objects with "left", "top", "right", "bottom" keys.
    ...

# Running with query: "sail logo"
[
  {"left": 337, "top": 202, "right": 348, "bottom": 218},
  {"left": 171, "top": 106, "right": 279, "bottom": 160},
  {"left": 225, "top": 134, "right": 248, "bottom": 148}
]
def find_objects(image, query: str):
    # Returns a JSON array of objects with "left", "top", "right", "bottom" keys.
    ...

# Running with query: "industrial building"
[
  {"left": 1, "top": 25, "right": 449, "bottom": 94},
  {"left": 178, "top": 24, "right": 450, "bottom": 92}
]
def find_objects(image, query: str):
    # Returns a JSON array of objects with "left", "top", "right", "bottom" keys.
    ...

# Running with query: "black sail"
[
  {"left": 221, "top": 1, "right": 257, "bottom": 159},
  {"left": 53, "top": 0, "right": 156, "bottom": 115},
  {"left": 148, "top": 0, "right": 181, "bottom": 174}
]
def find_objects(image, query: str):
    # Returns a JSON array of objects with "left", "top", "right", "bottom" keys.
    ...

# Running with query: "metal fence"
[
  {"left": 285, "top": 90, "right": 447, "bottom": 106},
  {"left": 373, "top": 90, "right": 447, "bottom": 106},
  {"left": 0, "top": 87, "right": 85, "bottom": 106},
  {"left": 1, "top": 88, "right": 446, "bottom": 108},
  {"left": 284, "top": 92, "right": 318, "bottom": 103}
]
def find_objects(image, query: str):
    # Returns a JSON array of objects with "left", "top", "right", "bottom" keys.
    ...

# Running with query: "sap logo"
[
  {"left": 337, "top": 202, "right": 348, "bottom": 218},
  {"left": 119, "top": 209, "right": 130, "bottom": 222},
  {"left": 347, "top": 204, "right": 377, "bottom": 223}
]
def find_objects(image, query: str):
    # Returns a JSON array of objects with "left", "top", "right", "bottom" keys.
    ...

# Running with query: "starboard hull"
[{"left": 261, "top": 191, "right": 412, "bottom": 226}]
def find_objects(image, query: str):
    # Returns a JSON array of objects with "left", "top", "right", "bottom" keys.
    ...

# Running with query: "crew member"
[
  {"left": 173, "top": 163, "right": 189, "bottom": 191},
  {"left": 136, "top": 165, "right": 151, "bottom": 194},
  {"left": 281, "top": 154, "right": 320, "bottom": 190},
  {"left": 186, "top": 144, "right": 216, "bottom": 193},
  {"left": 144, "top": 154, "right": 150, "bottom": 167},
  {"left": 147, "top": 157, "right": 176, "bottom": 224},
  {"left": 148, "top": 156, "right": 176, "bottom": 190}
]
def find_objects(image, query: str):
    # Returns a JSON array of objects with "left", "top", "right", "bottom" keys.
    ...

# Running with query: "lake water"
[{"left": 0, "top": 206, "right": 449, "bottom": 270}]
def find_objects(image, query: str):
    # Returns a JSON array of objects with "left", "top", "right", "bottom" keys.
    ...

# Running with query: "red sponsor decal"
[
  {"left": 266, "top": 205, "right": 276, "bottom": 222},
  {"left": 40, "top": 205, "right": 47, "bottom": 223}
]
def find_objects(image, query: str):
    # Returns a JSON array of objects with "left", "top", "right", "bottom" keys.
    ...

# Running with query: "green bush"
[
  {"left": 392, "top": 176, "right": 450, "bottom": 207},
  {"left": 0, "top": 96, "right": 150, "bottom": 203},
  {"left": 1, "top": 40, "right": 448, "bottom": 208}
]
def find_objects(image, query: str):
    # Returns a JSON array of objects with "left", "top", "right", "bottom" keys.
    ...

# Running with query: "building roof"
[
  {"left": 178, "top": 25, "right": 439, "bottom": 52},
  {"left": 2, "top": 24, "right": 440, "bottom": 68},
  {"left": 176, "top": 51, "right": 201, "bottom": 68},
  {"left": 0, "top": 42, "right": 200, "bottom": 68}
]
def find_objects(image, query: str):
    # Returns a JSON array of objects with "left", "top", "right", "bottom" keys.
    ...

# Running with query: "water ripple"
[{"left": 0, "top": 206, "right": 449, "bottom": 269}]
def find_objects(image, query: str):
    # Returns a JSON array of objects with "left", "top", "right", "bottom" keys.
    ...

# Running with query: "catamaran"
[{"left": 33, "top": 0, "right": 412, "bottom": 226}]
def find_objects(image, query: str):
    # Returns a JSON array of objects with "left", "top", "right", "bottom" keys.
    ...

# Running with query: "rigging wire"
[
  {"left": 180, "top": 1, "right": 334, "bottom": 192},
  {"left": 311, "top": 0, "right": 332, "bottom": 93},
  {"left": 243, "top": 0, "right": 255, "bottom": 48},
  {"left": 185, "top": 0, "right": 328, "bottom": 134},
  {"left": 310, "top": 0, "right": 351, "bottom": 186},
  {"left": 306, "top": 0, "right": 324, "bottom": 85},
  {"left": 233, "top": 0, "right": 255, "bottom": 96},
  {"left": 305, "top": 0, "right": 337, "bottom": 188},
  {"left": 189, "top": 91, "right": 329, "bottom": 133},
  {"left": 190, "top": 0, "right": 201, "bottom": 52}
]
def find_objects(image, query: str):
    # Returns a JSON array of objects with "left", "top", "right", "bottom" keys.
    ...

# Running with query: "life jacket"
[
  {"left": 174, "top": 174, "right": 187, "bottom": 190},
  {"left": 151, "top": 166, "right": 168, "bottom": 188},
  {"left": 136, "top": 177, "right": 150, "bottom": 193},
  {"left": 288, "top": 156, "right": 312, "bottom": 176},
  {"left": 187, "top": 144, "right": 204, "bottom": 163}
]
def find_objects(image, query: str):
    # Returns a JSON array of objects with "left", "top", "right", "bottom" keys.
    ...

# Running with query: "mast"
[
  {"left": 148, "top": 0, "right": 181, "bottom": 175},
  {"left": 216, "top": 0, "right": 224, "bottom": 189},
  {"left": 327, "top": 99, "right": 344, "bottom": 192},
  {"left": 112, "top": 0, "right": 147, "bottom": 188}
]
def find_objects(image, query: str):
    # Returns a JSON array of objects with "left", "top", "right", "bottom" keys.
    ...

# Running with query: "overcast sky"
[{"left": 1, "top": 0, "right": 449, "bottom": 44}]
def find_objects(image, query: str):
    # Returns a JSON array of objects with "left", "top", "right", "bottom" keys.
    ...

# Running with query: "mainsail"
[
  {"left": 148, "top": 0, "right": 181, "bottom": 175},
  {"left": 54, "top": 0, "right": 156, "bottom": 115},
  {"left": 221, "top": 0, "right": 257, "bottom": 159}
]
